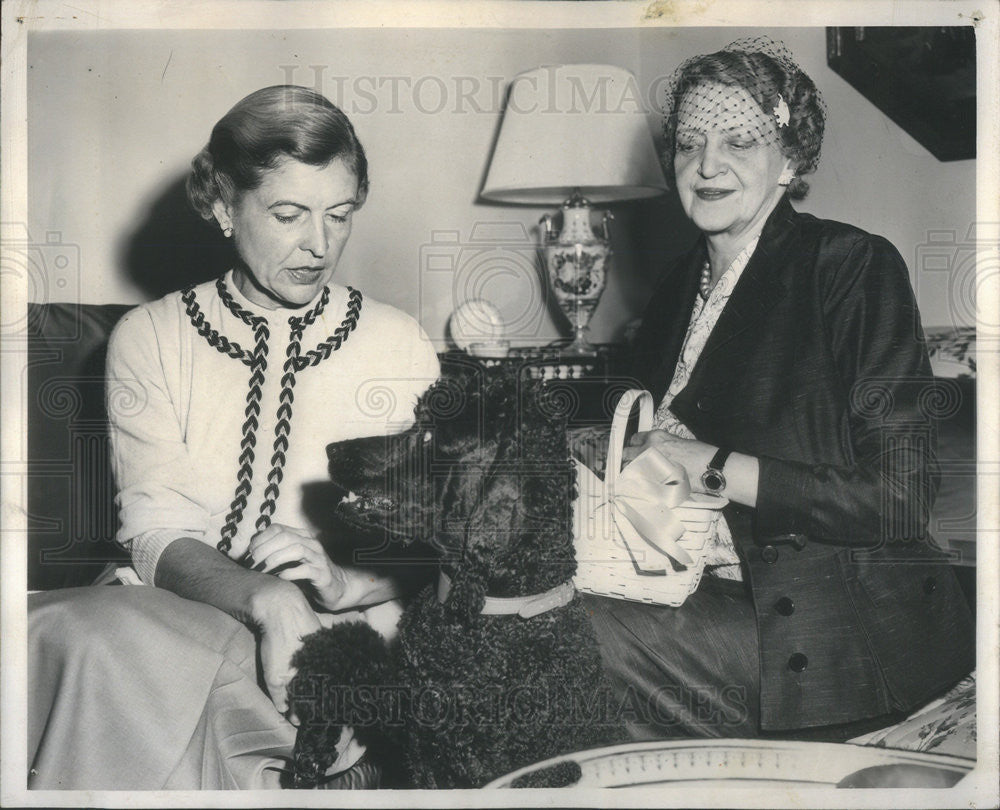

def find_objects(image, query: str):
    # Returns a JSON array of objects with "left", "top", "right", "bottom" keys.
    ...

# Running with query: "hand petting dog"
[{"left": 247, "top": 523, "right": 352, "bottom": 611}]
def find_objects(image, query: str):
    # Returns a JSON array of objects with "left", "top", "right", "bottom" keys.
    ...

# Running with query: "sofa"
[
  {"left": 24, "top": 301, "right": 979, "bottom": 762},
  {"left": 25, "top": 302, "right": 979, "bottom": 595},
  {"left": 27, "top": 302, "right": 134, "bottom": 590}
]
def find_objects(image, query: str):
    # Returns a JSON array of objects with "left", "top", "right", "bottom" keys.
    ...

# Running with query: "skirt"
[
  {"left": 582, "top": 576, "right": 905, "bottom": 742},
  {"left": 28, "top": 585, "right": 296, "bottom": 790}
]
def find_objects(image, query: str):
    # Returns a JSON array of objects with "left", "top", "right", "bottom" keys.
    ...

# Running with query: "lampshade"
[{"left": 480, "top": 64, "right": 668, "bottom": 205}]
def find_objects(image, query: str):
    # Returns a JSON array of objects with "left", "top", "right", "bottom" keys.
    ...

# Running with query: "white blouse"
[
  {"left": 106, "top": 270, "right": 440, "bottom": 585},
  {"left": 653, "top": 236, "right": 761, "bottom": 581}
]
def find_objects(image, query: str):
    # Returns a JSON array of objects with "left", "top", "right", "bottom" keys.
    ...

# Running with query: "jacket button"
[
  {"left": 788, "top": 653, "right": 808, "bottom": 673},
  {"left": 761, "top": 545, "right": 779, "bottom": 564},
  {"left": 696, "top": 397, "right": 710, "bottom": 412},
  {"left": 923, "top": 577, "right": 937, "bottom": 595},
  {"left": 775, "top": 597, "right": 795, "bottom": 616}
]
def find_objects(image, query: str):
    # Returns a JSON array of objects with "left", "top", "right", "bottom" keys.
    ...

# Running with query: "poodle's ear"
[{"left": 287, "top": 623, "right": 394, "bottom": 788}]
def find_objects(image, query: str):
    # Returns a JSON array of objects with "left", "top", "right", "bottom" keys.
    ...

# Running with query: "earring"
[
  {"left": 223, "top": 226, "right": 233, "bottom": 238},
  {"left": 778, "top": 167, "right": 796, "bottom": 186}
]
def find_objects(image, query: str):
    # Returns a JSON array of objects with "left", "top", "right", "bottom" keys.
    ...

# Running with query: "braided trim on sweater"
[
  {"left": 254, "top": 288, "right": 363, "bottom": 531},
  {"left": 295, "top": 284, "right": 331, "bottom": 327},
  {"left": 255, "top": 318, "right": 302, "bottom": 533},
  {"left": 217, "top": 318, "right": 271, "bottom": 554},
  {"left": 181, "top": 286, "right": 254, "bottom": 365},
  {"left": 293, "top": 287, "right": 363, "bottom": 371},
  {"left": 218, "top": 274, "right": 331, "bottom": 326},
  {"left": 216, "top": 276, "right": 260, "bottom": 326},
  {"left": 185, "top": 276, "right": 360, "bottom": 553}
]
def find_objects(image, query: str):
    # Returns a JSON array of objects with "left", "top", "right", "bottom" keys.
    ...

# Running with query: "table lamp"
[{"left": 480, "top": 64, "right": 668, "bottom": 354}]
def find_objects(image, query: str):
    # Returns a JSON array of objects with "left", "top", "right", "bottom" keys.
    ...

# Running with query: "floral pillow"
[
  {"left": 849, "top": 673, "right": 976, "bottom": 760},
  {"left": 925, "top": 326, "right": 976, "bottom": 378}
]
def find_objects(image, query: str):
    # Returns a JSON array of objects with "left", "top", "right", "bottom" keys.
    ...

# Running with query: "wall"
[{"left": 27, "top": 26, "right": 976, "bottom": 346}]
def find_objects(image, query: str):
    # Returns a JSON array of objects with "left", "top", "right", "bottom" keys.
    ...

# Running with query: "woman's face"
[
  {"left": 673, "top": 82, "right": 792, "bottom": 243},
  {"left": 214, "top": 156, "right": 360, "bottom": 309}
]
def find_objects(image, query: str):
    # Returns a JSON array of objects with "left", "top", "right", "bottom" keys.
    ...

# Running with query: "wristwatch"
[{"left": 701, "top": 448, "right": 733, "bottom": 494}]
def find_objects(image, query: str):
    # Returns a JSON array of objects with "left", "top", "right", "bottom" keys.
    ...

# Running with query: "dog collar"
[{"left": 437, "top": 573, "right": 575, "bottom": 619}]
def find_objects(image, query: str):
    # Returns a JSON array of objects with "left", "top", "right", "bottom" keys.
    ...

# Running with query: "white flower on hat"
[{"left": 773, "top": 94, "right": 790, "bottom": 128}]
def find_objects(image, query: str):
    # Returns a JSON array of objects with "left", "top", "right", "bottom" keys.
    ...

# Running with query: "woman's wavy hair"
[
  {"left": 186, "top": 85, "right": 369, "bottom": 222},
  {"left": 662, "top": 46, "right": 825, "bottom": 200}
]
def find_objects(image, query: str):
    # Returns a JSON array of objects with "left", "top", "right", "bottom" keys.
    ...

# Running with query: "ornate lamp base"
[{"left": 541, "top": 194, "right": 610, "bottom": 357}]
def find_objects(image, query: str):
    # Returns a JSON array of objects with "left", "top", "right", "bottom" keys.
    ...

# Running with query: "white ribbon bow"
[{"left": 575, "top": 447, "right": 695, "bottom": 573}]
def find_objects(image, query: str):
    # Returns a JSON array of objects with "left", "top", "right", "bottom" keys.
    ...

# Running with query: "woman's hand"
[
  {"left": 248, "top": 579, "right": 322, "bottom": 716},
  {"left": 623, "top": 430, "right": 714, "bottom": 487},
  {"left": 624, "top": 430, "right": 760, "bottom": 507},
  {"left": 247, "top": 524, "right": 352, "bottom": 612}
]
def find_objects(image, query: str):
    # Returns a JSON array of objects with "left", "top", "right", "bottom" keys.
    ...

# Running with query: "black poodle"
[{"left": 287, "top": 358, "right": 626, "bottom": 788}]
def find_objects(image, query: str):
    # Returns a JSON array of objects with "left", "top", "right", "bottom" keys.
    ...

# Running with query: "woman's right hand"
[
  {"left": 248, "top": 579, "right": 322, "bottom": 716},
  {"left": 246, "top": 523, "right": 355, "bottom": 612}
]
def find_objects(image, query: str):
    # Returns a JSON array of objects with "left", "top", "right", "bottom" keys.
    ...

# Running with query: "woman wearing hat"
[{"left": 588, "top": 38, "right": 974, "bottom": 741}]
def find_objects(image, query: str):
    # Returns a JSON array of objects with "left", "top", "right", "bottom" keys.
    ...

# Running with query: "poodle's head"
[{"left": 327, "top": 358, "right": 577, "bottom": 597}]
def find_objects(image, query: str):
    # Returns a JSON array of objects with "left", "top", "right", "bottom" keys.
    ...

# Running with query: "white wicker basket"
[{"left": 572, "top": 390, "right": 726, "bottom": 607}]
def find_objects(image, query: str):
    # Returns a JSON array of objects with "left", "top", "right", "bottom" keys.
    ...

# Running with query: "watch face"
[{"left": 702, "top": 469, "right": 725, "bottom": 492}]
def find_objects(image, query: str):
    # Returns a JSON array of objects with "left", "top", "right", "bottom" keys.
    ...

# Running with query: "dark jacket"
[{"left": 629, "top": 197, "right": 974, "bottom": 730}]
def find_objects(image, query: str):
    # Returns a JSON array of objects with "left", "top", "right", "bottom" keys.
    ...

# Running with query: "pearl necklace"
[{"left": 699, "top": 260, "right": 713, "bottom": 300}]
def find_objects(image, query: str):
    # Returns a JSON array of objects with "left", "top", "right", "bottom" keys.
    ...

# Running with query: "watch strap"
[
  {"left": 701, "top": 447, "right": 733, "bottom": 493},
  {"left": 708, "top": 447, "right": 733, "bottom": 473}
]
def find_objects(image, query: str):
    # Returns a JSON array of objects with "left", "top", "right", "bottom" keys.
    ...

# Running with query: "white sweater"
[{"left": 106, "top": 271, "right": 440, "bottom": 585}]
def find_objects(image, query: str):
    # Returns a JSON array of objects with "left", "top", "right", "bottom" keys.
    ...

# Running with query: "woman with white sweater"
[{"left": 28, "top": 85, "right": 439, "bottom": 790}]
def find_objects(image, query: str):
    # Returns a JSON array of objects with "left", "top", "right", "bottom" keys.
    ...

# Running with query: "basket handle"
[{"left": 605, "top": 389, "right": 653, "bottom": 497}]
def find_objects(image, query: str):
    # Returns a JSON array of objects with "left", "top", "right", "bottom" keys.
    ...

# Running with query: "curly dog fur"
[{"left": 288, "top": 359, "right": 625, "bottom": 788}]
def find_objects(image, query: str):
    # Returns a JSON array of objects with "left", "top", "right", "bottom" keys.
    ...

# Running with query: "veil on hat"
[{"left": 662, "top": 36, "right": 827, "bottom": 198}]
